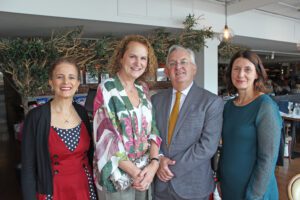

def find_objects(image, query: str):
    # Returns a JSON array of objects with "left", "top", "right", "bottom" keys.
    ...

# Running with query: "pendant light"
[{"left": 219, "top": 0, "right": 234, "bottom": 42}]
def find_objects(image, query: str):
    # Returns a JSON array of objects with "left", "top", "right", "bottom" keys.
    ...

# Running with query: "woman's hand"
[
  {"left": 118, "top": 160, "right": 143, "bottom": 187},
  {"left": 132, "top": 160, "right": 159, "bottom": 191},
  {"left": 132, "top": 141, "right": 160, "bottom": 191},
  {"left": 131, "top": 169, "right": 143, "bottom": 188}
]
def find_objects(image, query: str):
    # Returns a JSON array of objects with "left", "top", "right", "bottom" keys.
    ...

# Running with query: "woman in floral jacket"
[{"left": 93, "top": 35, "right": 162, "bottom": 200}]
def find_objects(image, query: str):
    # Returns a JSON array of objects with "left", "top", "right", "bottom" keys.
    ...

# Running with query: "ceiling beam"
[{"left": 227, "top": 0, "right": 280, "bottom": 15}]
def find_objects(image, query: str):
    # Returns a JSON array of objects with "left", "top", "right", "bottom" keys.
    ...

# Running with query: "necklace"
[
  {"left": 51, "top": 104, "right": 74, "bottom": 124},
  {"left": 58, "top": 111, "right": 73, "bottom": 124},
  {"left": 62, "top": 110, "right": 73, "bottom": 124}
]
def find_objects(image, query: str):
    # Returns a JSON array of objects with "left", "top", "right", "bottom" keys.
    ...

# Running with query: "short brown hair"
[
  {"left": 48, "top": 57, "right": 80, "bottom": 80},
  {"left": 107, "top": 35, "right": 157, "bottom": 82},
  {"left": 225, "top": 50, "right": 269, "bottom": 94}
]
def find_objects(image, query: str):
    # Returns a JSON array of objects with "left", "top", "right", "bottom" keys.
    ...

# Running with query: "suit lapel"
[{"left": 172, "top": 83, "right": 198, "bottom": 140}]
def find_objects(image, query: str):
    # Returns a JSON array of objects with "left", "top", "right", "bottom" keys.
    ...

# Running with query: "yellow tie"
[{"left": 168, "top": 91, "right": 182, "bottom": 145}]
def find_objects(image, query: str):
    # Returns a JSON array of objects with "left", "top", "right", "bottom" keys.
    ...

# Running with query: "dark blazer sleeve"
[{"left": 21, "top": 109, "right": 38, "bottom": 200}]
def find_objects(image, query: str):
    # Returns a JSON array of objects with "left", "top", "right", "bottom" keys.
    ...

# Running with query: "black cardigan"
[{"left": 21, "top": 101, "right": 93, "bottom": 200}]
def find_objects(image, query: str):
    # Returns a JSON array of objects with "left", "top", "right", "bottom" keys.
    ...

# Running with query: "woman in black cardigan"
[{"left": 21, "top": 57, "right": 96, "bottom": 200}]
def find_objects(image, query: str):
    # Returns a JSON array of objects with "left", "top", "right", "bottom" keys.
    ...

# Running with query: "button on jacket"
[{"left": 21, "top": 101, "right": 93, "bottom": 200}]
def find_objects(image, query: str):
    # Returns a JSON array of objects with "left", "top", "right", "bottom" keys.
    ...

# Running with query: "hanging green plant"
[
  {"left": 148, "top": 14, "right": 214, "bottom": 66},
  {"left": 218, "top": 41, "right": 249, "bottom": 60},
  {"left": 179, "top": 14, "right": 214, "bottom": 52}
]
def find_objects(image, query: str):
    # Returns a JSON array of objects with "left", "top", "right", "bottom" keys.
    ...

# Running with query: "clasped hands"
[{"left": 131, "top": 160, "right": 159, "bottom": 191}]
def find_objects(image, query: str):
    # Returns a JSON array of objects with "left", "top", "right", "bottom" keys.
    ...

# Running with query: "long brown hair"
[{"left": 225, "top": 50, "right": 270, "bottom": 95}]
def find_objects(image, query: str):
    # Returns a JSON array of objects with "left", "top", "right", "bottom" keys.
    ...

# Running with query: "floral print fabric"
[{"left": 93, "top": 76, "right": 161, "bottom": 192}]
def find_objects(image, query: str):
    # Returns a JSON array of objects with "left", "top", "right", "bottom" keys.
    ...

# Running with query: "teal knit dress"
[{"left": 219, "top": 94, "right": 282, "bottom": 200}]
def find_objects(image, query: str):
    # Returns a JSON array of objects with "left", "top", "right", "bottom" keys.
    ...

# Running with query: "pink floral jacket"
[{"left": 93, "top": 76, "right": 161, "bottom": 192}]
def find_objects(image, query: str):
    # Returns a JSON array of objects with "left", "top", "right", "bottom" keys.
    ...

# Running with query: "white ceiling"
[
  {"left": 225, "top": 0, "right": 300, "bottom": 62},
  {"left": 214, "top": 0, "right": 300, "bottom": 20},
  {"left": 0, "top": 12, "right": 163, "bottom": 38},
  {"left": 0, "top": 0, "right": 300, "bottom": 61}
]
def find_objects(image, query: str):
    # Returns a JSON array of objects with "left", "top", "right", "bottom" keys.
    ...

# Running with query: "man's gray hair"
[{"left": 166, "top": 45, "right": 196, "bottom": 65}]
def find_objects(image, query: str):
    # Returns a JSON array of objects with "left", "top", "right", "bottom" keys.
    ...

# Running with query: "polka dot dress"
[
  {"left": 84, "top": 166, "right": 97, "bottom": 200},
  {"left": 43, "top": 125, "right": 97, "bottom": 200},
  {"left": 45, "top": 194, "right": 53, "bottom": 200},
  {"left": 53, "top": 125, "right": 81, "bottom": 152}
]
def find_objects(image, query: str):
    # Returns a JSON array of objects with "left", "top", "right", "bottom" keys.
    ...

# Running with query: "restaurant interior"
[{"left": 0, "top": 0, "right": 299, "bottom": 199}]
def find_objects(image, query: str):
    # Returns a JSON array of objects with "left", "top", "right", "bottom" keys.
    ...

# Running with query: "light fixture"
[{"left": 218, "top": 0, "right": 234, "bottom": 42}]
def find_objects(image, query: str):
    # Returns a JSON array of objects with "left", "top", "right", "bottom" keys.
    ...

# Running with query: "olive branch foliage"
[{"left": 0, "top": 15, "right": 214, "bottom": 112}]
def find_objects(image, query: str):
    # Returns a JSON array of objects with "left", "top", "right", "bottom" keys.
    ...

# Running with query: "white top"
[
  {"left": 169, "top": 81, "right": 193, "bottom": 116},
  {"left": 133, "top": 103, "right": 143, "bottom": 132}
]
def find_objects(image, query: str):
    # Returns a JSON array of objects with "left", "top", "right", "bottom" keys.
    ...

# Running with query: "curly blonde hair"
[{"left": 107, "top": 35, "right": 158, "bottom": 82}]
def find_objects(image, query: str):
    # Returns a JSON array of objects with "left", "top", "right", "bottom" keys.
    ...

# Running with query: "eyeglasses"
[{"left": 168, "top": 60, "right": 190, "bottom": 68}]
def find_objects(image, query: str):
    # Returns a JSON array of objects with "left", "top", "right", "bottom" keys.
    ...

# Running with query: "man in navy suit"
[{"left": 152, "top": 45, "right": 223, "bottom": 200}]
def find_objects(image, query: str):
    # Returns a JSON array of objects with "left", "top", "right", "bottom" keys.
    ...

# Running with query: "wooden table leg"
[{"left": 291, "top": 121, "right": 297, "bottom": 159}]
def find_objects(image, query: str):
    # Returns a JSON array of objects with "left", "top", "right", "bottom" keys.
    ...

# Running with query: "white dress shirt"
[{"left": 169, "top": 81, "right": 193, "bottom": 116}]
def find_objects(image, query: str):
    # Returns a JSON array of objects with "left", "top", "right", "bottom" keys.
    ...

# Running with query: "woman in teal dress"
[{"left": 219, "top": 50, "right": 282, "bottom": 200}]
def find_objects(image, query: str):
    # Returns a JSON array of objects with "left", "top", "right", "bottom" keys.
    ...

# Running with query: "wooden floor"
[
  {"left": 276, "top": 144, "right": 300, "bottom": 200},
  {"left": 0, "top": 133, "right": 299, "bottom": 200}
]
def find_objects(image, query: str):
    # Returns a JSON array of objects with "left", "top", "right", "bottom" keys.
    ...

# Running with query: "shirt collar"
[{"left": 172, "top": 81, "right": 193, "bottom": 96}]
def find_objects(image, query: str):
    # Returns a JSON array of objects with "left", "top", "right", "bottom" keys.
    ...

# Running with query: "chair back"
[
  {"left": 288, "top": 174, "right": 300, "bottom": 200},
  {"left": 277, "top": 100, "right": 289, "bottom": 114}
]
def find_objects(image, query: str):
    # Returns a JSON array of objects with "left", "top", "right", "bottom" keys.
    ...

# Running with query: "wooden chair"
[{"left": 288, "top": 174, "right": 300, "bottom": 200}]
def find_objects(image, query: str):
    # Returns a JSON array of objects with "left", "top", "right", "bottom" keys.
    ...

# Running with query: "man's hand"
[{"left": 156, "top": 156, "right": 176, "bottom": 182}]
